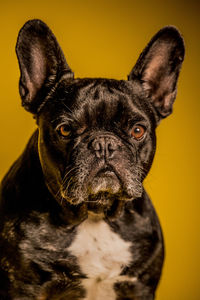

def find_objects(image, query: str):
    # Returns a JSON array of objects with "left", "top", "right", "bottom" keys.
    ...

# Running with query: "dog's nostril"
[
  {"left": 107, "top": 141, "right": 117, "bottom": 152},
  {"left": 91, "top": 140, "right": 104, "bottom": 158},
  {"left": 93, "top": 141, "right": 102, "bottom": 152}
]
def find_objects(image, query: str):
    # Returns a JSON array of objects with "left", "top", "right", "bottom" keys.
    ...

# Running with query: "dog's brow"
[{"left": 51, "top": 114, "right": 74, "bottom": 125}]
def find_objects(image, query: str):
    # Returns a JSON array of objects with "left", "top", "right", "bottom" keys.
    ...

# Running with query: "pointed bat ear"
[
  {"left": 128, "top": 26, "right": 185, "bottom": 119},
  {"left": 16, "top": 19, "right": 74, "bottom": 114}
]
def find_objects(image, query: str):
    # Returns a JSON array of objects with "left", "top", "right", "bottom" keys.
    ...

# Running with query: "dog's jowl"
[{"left": 0, "top": 20, "right": 184, "bottom": 300}]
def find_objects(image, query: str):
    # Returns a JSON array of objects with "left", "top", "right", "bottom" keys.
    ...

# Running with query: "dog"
[{"left": 0, "top": 19, "right": 184, "bottom": 300}]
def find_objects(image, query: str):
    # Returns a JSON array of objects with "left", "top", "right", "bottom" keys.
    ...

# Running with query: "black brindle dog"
[{"left": 0, "top": 20, "right": 184, "bottom": 300}]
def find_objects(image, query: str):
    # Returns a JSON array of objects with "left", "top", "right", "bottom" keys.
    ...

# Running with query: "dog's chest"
[{"left": 68, "top": 218, "right": 133, "bottom": 300}]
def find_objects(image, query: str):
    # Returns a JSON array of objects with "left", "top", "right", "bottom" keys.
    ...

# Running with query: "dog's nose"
[{"left": 91, "top": 137, "right": 118, "bottom": 159}]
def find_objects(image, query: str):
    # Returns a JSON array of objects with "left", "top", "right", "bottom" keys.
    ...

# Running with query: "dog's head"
[{"left": 16, "top": 20, "right": 184, "bottom": 218}]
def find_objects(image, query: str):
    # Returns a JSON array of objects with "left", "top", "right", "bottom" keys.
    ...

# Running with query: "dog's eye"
[
  {"left": 57, "top": 125, "right": 71, "bottom": 137},
  {"left": 131, "top": 125, "right": 146, "bottom": 140}
]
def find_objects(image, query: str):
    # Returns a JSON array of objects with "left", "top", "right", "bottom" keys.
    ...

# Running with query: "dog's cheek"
[
  {"left": 57, "top": 141, "right": 94, "bottom": 204},
  {"left": 38, "top": 128, "right": 69, "bottom": 198},
  {"left": 72, "top": 147, "right": 95, "bottom": 189},
  {"left": 137, "top": 135, "right": 156, "bottom": 178}
]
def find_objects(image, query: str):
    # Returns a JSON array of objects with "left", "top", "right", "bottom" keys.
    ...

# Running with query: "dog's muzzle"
[{"left": 60, "top": 133, "right": 143, "bottom": 215}]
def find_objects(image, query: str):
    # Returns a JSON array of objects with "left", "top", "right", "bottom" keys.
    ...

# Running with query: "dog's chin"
[{"left": 86, "top": 191, "right": 125, "bottom": 219}]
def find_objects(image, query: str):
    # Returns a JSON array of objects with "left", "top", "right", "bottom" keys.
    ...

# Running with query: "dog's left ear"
[
  {"left": 128, "top": 26, "right": 185, "bottom": 119},
  {"left": 16, "top": 19, "right": 73, "bottom": 114}
]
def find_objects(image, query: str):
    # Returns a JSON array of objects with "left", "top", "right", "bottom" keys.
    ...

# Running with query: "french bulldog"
[{"left": 0, "top": 20, "right": 184, "bottom": 300}]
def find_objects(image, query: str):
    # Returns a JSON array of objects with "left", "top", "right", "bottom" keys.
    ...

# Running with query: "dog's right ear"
[
  {"left": 16, "top": 19, "right": 73, "bottom": 114},
  {"left": 128, "top": 26, "right": 185, "bottom": 120}
]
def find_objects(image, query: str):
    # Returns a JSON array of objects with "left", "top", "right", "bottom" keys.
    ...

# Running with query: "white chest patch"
[{"left": 68, "top": 217, "right": 135, "bottom": 300}]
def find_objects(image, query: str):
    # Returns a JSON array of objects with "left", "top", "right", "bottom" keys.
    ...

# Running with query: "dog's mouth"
[
  {"left": 88, "top": 166, "right": 121, "bottom": 195},
  {"left": 60, "top": 163, "right": 142, "bottom": 218}
]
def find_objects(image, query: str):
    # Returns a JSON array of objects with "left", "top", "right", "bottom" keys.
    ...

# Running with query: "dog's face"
[
  {"left": 37, "top": 78, "right": 156, "bottom": 215},
  {"left": 16, "top": 20, "right": 184, "bottom": 217}
]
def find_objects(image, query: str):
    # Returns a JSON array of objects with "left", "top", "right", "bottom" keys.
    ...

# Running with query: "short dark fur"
[{"left": 0, "top": 20, "right": 184, "bottom": 299}]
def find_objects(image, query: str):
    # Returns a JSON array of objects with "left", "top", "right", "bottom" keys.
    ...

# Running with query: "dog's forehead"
[
  {"left": 71, "top": 78, "right": 142, "bottom": 101},
  {"left": 44, "top": 78, "right": 154, "bottom": 126}
]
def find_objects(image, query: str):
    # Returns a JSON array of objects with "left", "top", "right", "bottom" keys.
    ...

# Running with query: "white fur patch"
[{"left": 68, "top": 216, "right": 136, "bottom": 300}]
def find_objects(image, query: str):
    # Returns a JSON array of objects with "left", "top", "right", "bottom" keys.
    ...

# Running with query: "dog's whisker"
[{"left": 62, "top": 166, "right": 78, "bottom": 184}]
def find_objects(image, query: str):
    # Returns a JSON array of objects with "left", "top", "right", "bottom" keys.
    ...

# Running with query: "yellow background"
[{"left": 0, "top": 0, "right": 199, "bottom": 299}]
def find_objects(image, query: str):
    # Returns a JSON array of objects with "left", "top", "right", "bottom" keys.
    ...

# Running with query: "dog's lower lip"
[{"left": 96, "top": 166, "right": 116, "bottom": 176}]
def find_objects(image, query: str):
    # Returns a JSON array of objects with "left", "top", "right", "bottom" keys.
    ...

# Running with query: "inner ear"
[
  {"left": 19, "top": 42, "right": 48, "bottom": 101},
  {"left": 128, "top": 26, "right": 185, "bottom": 119},
  {"left": 16, "top": 19, "right": 74, "bottom": 114}
]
